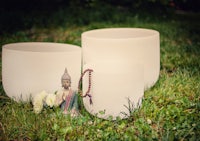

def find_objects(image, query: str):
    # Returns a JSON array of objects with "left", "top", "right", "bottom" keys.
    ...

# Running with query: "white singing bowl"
[
  {"left": 82, "top": 28, "right": 160, "bottom": 89},
  {"left": 83, "top": 61, "right": 144, "bottom": 119},
  {"left": 2, "top": 42, "right": 81, "bottom": 101}
]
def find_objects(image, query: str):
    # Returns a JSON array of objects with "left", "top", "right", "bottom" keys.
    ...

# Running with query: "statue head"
[{"left": 61, "top": 68, "right": 71, "bottom": 89}]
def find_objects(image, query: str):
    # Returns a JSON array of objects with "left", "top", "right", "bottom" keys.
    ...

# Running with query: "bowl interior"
[{"left": 3, "top": 42, "right": 80, "bottom": 52}]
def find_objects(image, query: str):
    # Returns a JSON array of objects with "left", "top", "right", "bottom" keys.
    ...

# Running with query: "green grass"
[{"left": 0, "top": 5, "right": 200, "bottom": 140}]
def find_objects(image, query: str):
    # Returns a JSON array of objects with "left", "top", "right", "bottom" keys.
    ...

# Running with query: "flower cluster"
[
  {"left": 45, "top": 93, "right": 56, "bottom": 107},
  {"left": 32, "top": 90, "right": 56, "bottom": 114}
]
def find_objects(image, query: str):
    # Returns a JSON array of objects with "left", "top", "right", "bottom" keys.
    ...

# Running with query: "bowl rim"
[{"left": 82, "top": 28, "right": 159, "bottom": 40}]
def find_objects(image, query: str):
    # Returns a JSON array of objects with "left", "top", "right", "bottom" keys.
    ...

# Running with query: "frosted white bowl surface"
[{"left": 2, "top": 42, "right": 81, "bottom": 101}]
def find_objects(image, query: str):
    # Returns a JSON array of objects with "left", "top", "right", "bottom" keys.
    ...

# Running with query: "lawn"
[{"left": 0, "top": 3, "right": 200, "bottom": 140}]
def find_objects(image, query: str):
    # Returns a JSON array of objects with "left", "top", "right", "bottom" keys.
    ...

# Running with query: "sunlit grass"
[{"left": 0, "top": 6, "right": 200, "bottom": 140}]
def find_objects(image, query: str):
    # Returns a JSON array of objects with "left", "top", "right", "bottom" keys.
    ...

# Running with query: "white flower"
[
  {"left": 45, "top": 93, "right": 56, "bottom": 107},
  {"left": 32, "top": 90, "right": 48, "bottom": 113},
  {"left": 54, "top": 89, "right": 64, "bottom": 106},
  {"left": 33, "top": 90, "right": 48, "bottom": 102},
  {"left": 147, "top": 118, "right": 152, "bottom": 124},
  {"left": 33, "top": 100, "right": 43, "bottom": 114}
]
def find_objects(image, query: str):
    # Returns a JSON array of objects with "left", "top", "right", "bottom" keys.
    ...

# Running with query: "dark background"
[
  {"left": 0, "top": 0, "right": 200, "bottom": 34},
  {"left": 1, "top": 0, "right": 200, "bottom": 11}
]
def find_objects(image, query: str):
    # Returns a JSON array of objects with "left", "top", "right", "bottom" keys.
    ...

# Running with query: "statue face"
[{"left": 62, "top": 79, "right": 71, "bottom": 89}]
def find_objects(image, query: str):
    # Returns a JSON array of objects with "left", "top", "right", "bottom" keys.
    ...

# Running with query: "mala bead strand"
[
  {"left": 87, "top": 71, "right": 93, "bottom": 104},
  {"left": 78, "top": 69, "right": 93, "bottom": 105},
  {"left": 86, "top": 71, "right": 92, "bottom": 95}
]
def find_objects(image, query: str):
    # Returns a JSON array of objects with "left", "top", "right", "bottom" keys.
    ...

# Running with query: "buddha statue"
[{"left": 55, "top": 68, "right": 79, "bottom": 116}]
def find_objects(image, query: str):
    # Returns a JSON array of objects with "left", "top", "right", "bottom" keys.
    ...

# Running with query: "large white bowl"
[
  {"left": 2, "top": 42, "right": 81, "bottom": 101},
  {"left": 82, "top": 28, "right": 160, "bottom": 89}
]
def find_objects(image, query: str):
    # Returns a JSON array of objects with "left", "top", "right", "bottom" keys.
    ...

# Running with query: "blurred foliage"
[
  {"left": 0, "top": 0, "right": 199, "bottom": 34},
  {"left": 1, "top": 0, "right": 199, "bottom": 11}
]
